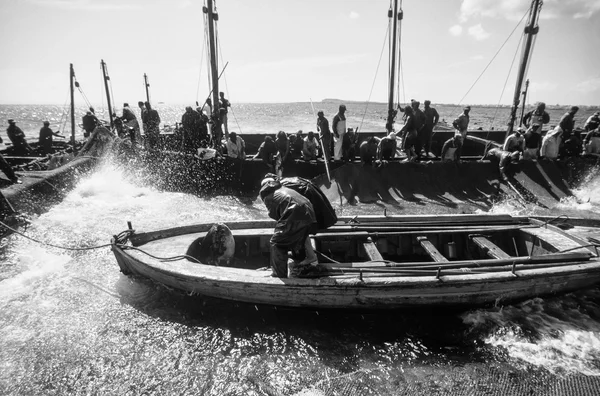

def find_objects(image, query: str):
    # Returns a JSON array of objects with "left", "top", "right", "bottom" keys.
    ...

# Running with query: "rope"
[
  {"left": 120, "top": 244, "right": 203, "bottom": 264},
  {"left": 358, "top": 22, "right": 390, "bottom": 133},
  {"left": 456, "top": 7, "right": 530, "bottom": 106},
  {"left": 487, "top": 33, "right": 524, "bottom": 138},
  {"left": 0, "top": 219, "right": 114, "bottom": 251}
]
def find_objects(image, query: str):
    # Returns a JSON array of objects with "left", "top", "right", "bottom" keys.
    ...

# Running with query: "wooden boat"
[{"left": 111, "top": 214, "right": 600, "bottom": 310}]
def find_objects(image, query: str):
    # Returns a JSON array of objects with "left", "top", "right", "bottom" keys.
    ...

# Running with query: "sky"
[{"left": 0, "top": 0, "right": 599, "bottom": 107}]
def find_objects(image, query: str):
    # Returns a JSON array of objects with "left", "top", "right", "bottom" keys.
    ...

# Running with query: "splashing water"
[{"left": 2, "top": 161, "right": 600, "bottom": 394}]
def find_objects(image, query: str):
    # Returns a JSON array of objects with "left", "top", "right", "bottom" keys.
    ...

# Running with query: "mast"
[
  {"left": 519, "top": 79, "right": 529, "bottom": 126},
  {"left": 204, "top": 0, "right": 222, "bottom": 148},
  {"left": 69, "top": 63, "right": 76, "bottom": 148},
  {"left": 144, "top": 73, "right": 151, "bottom": 103},
  {"left": 386, "top": 0, "right": 402, "bottom": 132},
  {"left": 506, "top": 0, "right": 541, "bottom": 138},
  {"left": 100, "top": 59, "right": 114, "bottom": 128}
]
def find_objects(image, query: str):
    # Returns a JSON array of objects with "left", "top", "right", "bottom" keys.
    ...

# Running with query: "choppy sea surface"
[{"left": 2, "top": 104, "right": 600, "bottom": 395}]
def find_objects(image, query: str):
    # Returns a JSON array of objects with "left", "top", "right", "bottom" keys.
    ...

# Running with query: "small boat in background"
[{"left": 111, "top": 214, "right": 600, "bottom": 310}]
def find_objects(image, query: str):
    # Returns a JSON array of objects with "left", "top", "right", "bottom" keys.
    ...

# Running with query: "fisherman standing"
[
  {"left": 332, "top": 104, "right": 347, "bottom": 161},
  {"left": 400, "top": 105, "right": 419, "bottom": 161},
  {"left": 6, "top": 119, "right": 32, "bottom": 156},
  {"left": 522, "top": 102, "right": 550, "bottom": 134},
  {"left": 181, "top": 106, "right": 198, "bottom": 153},
  {"left": 121, "top": 103, "right": 141, "bottom": 143},
  {"left": 219, "top": 92, "right": 231, "bottom": 137},
  {"left": 38, "top": 121, "right": 62, "bottom": 155},
  {"left": 259, "top": 178, "right": 318, "bottom": 278},
  {"left": 225, "top": 131, "right": 245, "bottom": 159},
  {"left": 316, "top": 111, "right": 332, "bottom": 161},
  {"left": 138, "top": 101, "right": 147, "bottom": 136},
  {"left": 452, "top": 106, "right": 470, "bottom": 140},
  {"left": 81, "top": 111, "right": 98, "bottom": 138},
  {"left": 411, "top": 100, "right": 425, "bottom": 159},
  {"left": 422, "top": 100, "right": 439, "bottom": 157},
  {"left": 144, "top": 101, "right": 161, "bottom": 150}
]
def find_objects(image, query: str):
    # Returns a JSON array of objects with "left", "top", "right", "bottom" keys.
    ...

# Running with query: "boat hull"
[{"left": 111, "top": 215, "right": 600, "bottom": 310}]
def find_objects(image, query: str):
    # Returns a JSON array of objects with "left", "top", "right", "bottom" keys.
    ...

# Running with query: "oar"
[{"left": 310, "top": 98, "right": 331, "bottom": 182}]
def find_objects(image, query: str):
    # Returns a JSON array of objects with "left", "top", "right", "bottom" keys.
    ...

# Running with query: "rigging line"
[
  {"left": 359, "top": 22, "right": 390, "bottom": 133},
  {"left": 195, "top": 23, "right": 207, "bottom": 103},
  {"left": 217, "top": 37, "right": 242, "bottom": 134},
  {"left": 487, "top": 33, "right": 524, "bottom": 136},
  {"left": 0, "top": 220, "right": 113, "bottom": 251},
  {"left": 456, "top": 7, "right": 530, "bottom": 106},
  {"left": 397, "top": 12, "right": 404, "bottom": 107}
]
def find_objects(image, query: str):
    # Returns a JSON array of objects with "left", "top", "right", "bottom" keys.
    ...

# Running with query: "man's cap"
[
  {"left": 424, "top": 100, "right": 431, "bottom": 105},
  {"left": 261, "top": 177, "right": 275, "bottom": 187},
  {"left": 464, "top": 106, "right": 471, "bottom": 111},
  {"left": 516, "top": 127, "right": 524, "bottom": 133},
  {"left": 339, "top": 104, "right": 346, "bottom": 110},
  {"left": 570, "top": 106, "right": 579, "bottom": 112},
  {"left": 307, "top": 131, "right": 314, "bottom": 137},
  {"left": 43, "top": 120, "right": 50, "bottom": 125},
  {"left": 230, "top": 131, "right": 237, "bottom": 137},
  {"left": 7, "top": 119, "right": 15, "bottom": 124},
  {"left": 123, "top": 102, "right": 129, "bottom": 107},
  {"left": 317, "top": 110, "right": 324, "bottom": 117}
]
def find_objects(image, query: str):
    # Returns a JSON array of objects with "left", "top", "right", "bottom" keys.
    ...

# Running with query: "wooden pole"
[
  {"left": 205, "top": 0, "right": 222, "bottom": 150},
  {"left": 506, "top": 0, "right": 541, "bottom": 139},
  {"left": 519, "top": 79, "right": 529, "bottom": 126},
  {"left": 69, "top": 63, "right": 76, "bottom": 148},
  {"left": 144, "top": 73, "right": 150, "bottom": 104},
  {"left": 385, "top": 0, "right": 400, "bottom": 132},
  {"left": 100, "top": 59, "right": 114, "bottom": 128}
]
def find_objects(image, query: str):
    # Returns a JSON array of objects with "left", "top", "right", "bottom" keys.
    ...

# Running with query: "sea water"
[{"left": 1, "top": 104, "right": 600, "bottom": 395}]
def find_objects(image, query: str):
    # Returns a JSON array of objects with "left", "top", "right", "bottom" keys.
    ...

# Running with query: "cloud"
[
  {"left": 468, "top": 24, "right": 491, "bottom": 41},
  {"left": 458, "top": 0, "right": 600, "bottom": 22},
  {"left": 25, "top": 0, "right": 139, "bottom": 11},
  {"left": 575, "top": 77, "right": 600, "bottom": 93},
  {"left": 531, "top": 81, "right": 559, "bottom": 91},
  {"left": 349, "top": 11, "right": 360, "bottom": 19},
  {"left": 449, "top": 25, "right": 463, "bottom": 36}
]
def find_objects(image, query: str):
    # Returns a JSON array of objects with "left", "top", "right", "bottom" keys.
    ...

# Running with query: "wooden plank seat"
[
  {"left": 361, "top": 237, "right": 386, "bottom": 267},
  {"left": 470, "top": 235, "right": 511, "bottom": 259},
  {"left": 417, "top": 236, "right": 449, "bottom": 262}
]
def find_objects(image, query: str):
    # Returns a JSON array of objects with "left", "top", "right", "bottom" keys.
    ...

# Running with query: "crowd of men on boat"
[{"left": 3, "top": 97, "right": 600, "bottom": 185}]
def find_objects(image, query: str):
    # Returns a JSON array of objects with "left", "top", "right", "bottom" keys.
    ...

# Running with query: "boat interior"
[{"left": 126, "top": 217, "right": 597, "bottom": 277}]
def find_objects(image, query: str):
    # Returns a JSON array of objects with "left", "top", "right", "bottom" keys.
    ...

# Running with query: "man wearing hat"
[
  {"left": 316, "top": 111, "right": 332, "bottom": 161},
  {"left": 584, "top": 111, "right": 600, "bottom": 132},
  {"left": 485, "top": 146, "right": 522, "bottom": 181},
  {"left": 6, "top": 119, "right": 32, "bottom": 156},
  {"left": 503, "top": 126, "right": 525, "bottom": 153},
  {"left": 38, "top": 121, "right": 63, "bottom": 155},
  {"left": 523, "top": 123, "right": 542, "bottom": 160},
  {"left": 422, "top": 100, "right": 439, "bottom": 157},
  {"left": 259, "top": 177, "right": 317, "bottom": 278},
  {"left": 82, "top": 111, "right": 98, "bottom": 138},
  {"left": 332, "top": 104, "right": 347, "bottom": 161},
  {"left": 522, "top": 102, "right": 550, "bottom": 134}
]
